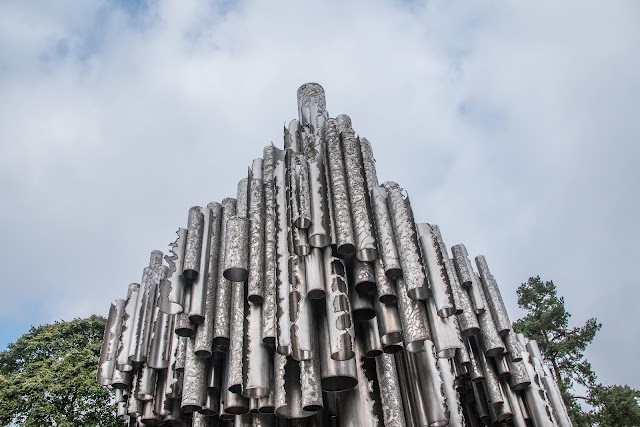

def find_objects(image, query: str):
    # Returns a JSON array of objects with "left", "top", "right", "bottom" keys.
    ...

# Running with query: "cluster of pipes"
[{"left": 97, "top": 83, "right": 573, "bottom": 427}]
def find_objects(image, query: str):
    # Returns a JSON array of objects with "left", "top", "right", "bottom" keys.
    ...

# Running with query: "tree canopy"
[{"left": 0, "top": 315, "right": 123, "bottom": 427}]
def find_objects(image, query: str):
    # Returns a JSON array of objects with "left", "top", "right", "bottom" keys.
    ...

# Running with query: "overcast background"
[{"left": 1, "top": 0, "right": 638, "bottom": 389}]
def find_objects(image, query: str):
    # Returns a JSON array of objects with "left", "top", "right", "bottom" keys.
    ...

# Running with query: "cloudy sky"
[{"left": 1, "top": 0, "right": 638, "bottom": 389}]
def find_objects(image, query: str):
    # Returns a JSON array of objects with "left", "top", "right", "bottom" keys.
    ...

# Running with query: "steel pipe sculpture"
[{"left": 99, "top": 83, "right": 572, "bottom": 427}]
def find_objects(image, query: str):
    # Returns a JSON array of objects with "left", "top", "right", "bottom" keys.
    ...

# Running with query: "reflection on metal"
[{"left": 98, "top": 83, "right": 571, "bottom": 427}]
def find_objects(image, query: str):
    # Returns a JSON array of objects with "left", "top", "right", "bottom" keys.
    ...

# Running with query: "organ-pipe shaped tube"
[
  {"left": 414, "top": 341, "right": 449, "bottom": 427},
  {"left": 213, "top": 197, "right": 237, "bottom": 353},
  {"left": 424, "top": 295, "right": 462, "bottom": 358},
  {"left": 340, "top": 117, "right": 377, "bottom": 262},
  {"left": 475, "top": 255, "right": 512, "bottom": 335},
  {"left": 227, "top": 280, "right": 245, "bottom": 393},
  {"left": 262, "top": 145, "right": 277, "bottom": 345},
  {"left": 222, "top": 353, "right": 250, "bottom": 415},
  {"left": 289, "top": 149, "right": 311, "bottom": 229},
  {"left": 358, "top": 318, "right": 383, "bottom": 358},
  {"left": 236, "top": 177, "right": 249, "bottom": 218},
  {"left": 129, "top": 263, "right": 160, "bottom": 365},
  {"left": 359, "top": 137, "right": 379, "bottom": 192},
  {"left": 175, "top": 335, "right": 187, "bottom": 372},
  {"left": 322, "top": 247, "right": 355, "bottom": 360},
  {"left": 137, "top": 364, "right": 156, "bottom": 401},
  {"left": 184, "top": 207, "right": 204, "bottom": 279},
  {"left": 223, "top": 216, "right": 250, "bottom": 282},
  {"left": 158, "top": 228, "right": 187, "bottom": 315},
  {"left": 373, "top": 298, "right": 404, "bottom": 353},
  {"left": 370, "top": 186, "right": 402, "bottom": 279},
  {"left": 475, "top": 339, "right": 504, "bottom": 408},
  {"left": 248, "top": 160, "right": 265, "bottom": 303},
  {"left": 416, "top": 223, "right": 455, "bottom": 317},
  {"left": 325, "top": 118, "right": 356, "bottom": 256},
  {"left": 300, "top": 355, "right": 323, "bottom": 412},
  {"left": 273, "top": 353, "right": 316, "bottom": 419},
  {"left": 141, "top": 400, "right": 162, "bottom": 425},
  {"left": 541, "top": 364, "right": 573, "bottom": 427},
  {"left": 110, "top": 365, "right": 132, "bottom": 390},
  {"left": 243, "top": 301, "right": 271, "bottom": 398},
  {"left": 148, "top": 303, "right": 174, "bottom": 369},
  {"left": 349, "top": 282, "right": 375, "bottom": 321},
  {"left": 503, "top": 378, "right": 528, "bottom": 427},
  {"left": 521, "top": 350, "right": 557, "bottom": 427},
  {"left": 451, "top": 244, "right": 485, "bottom": 314},
  {"left": 305, "top": 248, "right": 326, "bottom": 299},
  {"left": 398, "top": 349, "right": 429, "bottom": 427},
  {"left": 97, "top": 298, "right": 125, "bottom": 386},
  {"left": 455, "top": 278, "right": 481, "bottom": 337},
  {"left": 383, "top": 182, "right": 427, "bottom": 300},
  {"left": 290, "top": 255, "right": 313, "bottom": 361},
  {"left": 438, "top": 357, "right": 466, "bottom": 427},
  {"left": 273, "top": 147, "right": 291, "bottom": 355},
  {"left": 174, "top": 284, "right": 195, "bottom": 337},
  {"left": 375, "top": 353, "right": 407, "bottom": 427},
  {"left": 476, "top": 278, "right": 505, "bottom": 357},
  {"left": 505, "top": 330, "right": 524, "bottom": 362},
  {"left": 353, "top": 260, "right": 376, "bottom": 294},
  {"left": 374, "top": 258, "right": 397, "bottom": 303},
  {"left": 181, "top": 336, "right": 206, "bottom": 412},
  {"left": 396, "top": 277, "right": 430, "bottom": 352},
  {"left": 190, "top": 205, "right": 215, "bottom": 323},
  {"left": 116, "top": 283, "right": 140, "bottom": 372},
  {"left": 194, "top": 202, "right": 223, "bottom": 357}
]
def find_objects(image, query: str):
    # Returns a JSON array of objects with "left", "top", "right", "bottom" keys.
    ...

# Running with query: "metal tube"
[
  {"left": 181, "top": 337, "right": 206, "bottom": 412},
  {"left": 137, "top": 365, "right": 156, "bottom": 401},
  {"left": 290, "top": 150, "right": 311, "bottom": 229},
  {"left": 262, "top": 145, "right": 277, "bottom": 345},
  {"left": 190, "top": 205, "right": 215, "bottom": 323},
  {"left": 116, "top": 283, "right": 140, "bottom": 372},
  {"left": 305, "top": 247, "right": 326, "bottom": 299},
  {"left": 373, "top": 298, "right": 403, "bottom": 353},
  {"left": 227, "top": 281, "right": 245, "bottom": 393},
  {"left": 248, "top": 160, "right": 265, "bottom": 303},
  {"left": 370, "top": 186, "right": 401, "bottom": 279},
  {"left": 414, "top": 341, "right": 449, "bottom": 427},
  {"left": 424, "top": 295, "right": 462, "bottom": 358},
  {"left": 213, "top": 197, "right": 237, "bottom": 353},
  {"left": 223, "top": 216, "right": 250, "bottom": 282},
  {"left": 438, "top": 357, "right": 466, "bottom": 427},
  {"left": 158, "top": 228, "right": 187, "bottom": 315},
  {"left": 475, "top": 278, "right": 505, "bottom": 357},
  {"left": 322, "top": 248, "right": 355, "bottom": 360},
  {"left": 353, "top": 260, "right": 376, "bottom": 294},
  {"left": 396, "top": 277, "right": 430, "bottom": 352},
  {"left": 358, "top": 318, "right": 383, "bottom": 358},
  {"left": 237, "top": 177, "right": 249, "bottom": 218},
  {"left": 383, "top": 182, "right": 427, "bottom": 300},
  {"left": 98, "top": 298, "right": 125, "bottom": 386},
  {"left": 175, "top": 284, "right": 196, "bottom": 338},
  {"left": 503, "top": 378, "right": 528, "bottom": 427},
  {"left": 349, "top": 282, "right": 375, "bottom": 321},
  {"left": 376, "top": 353, "right": 407, "bottom": 427},
  {"left": 374, "top": 258, "right": 397, "bottom": 303},
  {"left": 300, "top": 355, "right": 323, "bottom": 412},
  {"left": 130, "top": 263, "right": 159, "bottom": 365},
  {"left": 290, "top": 255, "right": 313, "bottom": 361},
  {"left": 274, "top": 353, "right": 316, "bottom": 419},
  {"left": 416, "top": 223, "right": 455, "bottom": 317},
  {"left": 184, "top": 207, "right": 204, "bottom": 280},
  {"left": 451, "top": 244, "right": 484, "bottom": 314},
  {"left": 273, "top": 147, "right": 291, "bottom": 355},
  {"left": 243, "top": 301, "right": 270, "bottom": 398},
  {"left": 325, "top": 118, "right": 356, "bottom": 256},
  {"left": 475, "top": 255, "right": 511, "bottom": 336},
  {"left": 505, "top": 330, "right": 524, "bottom": 362},
  {"left": 148, "top": 305, "right": 174, "bottom": 369}
]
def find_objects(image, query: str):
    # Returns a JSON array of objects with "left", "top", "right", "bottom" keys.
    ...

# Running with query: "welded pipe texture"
[
  {"left": 175, "top": 283, "right": 196, "bottom": 338},
  {"left": 227, "top": 281, "right": 245, "bottom": 393},
  {"left": 475, "top": 255, "right": 511, "bottom": 336},
  {"left": 190, "top": 205, "right": 215, "bottom": 323},
  {"left": 129, "top": 266, "right": 158, "bottom": 365},
  {"left": 476, "top": 280, "right": 505, "bottom": 357},
  {"left": 396, "top": 277, "right": 430, "bottom": 352},
  {"left": 425, "top": 295, "right": 462, "bottom": 358},
  {"left": 223, "top": 216, "right": 250, "bottom": 282},
  {"left": 416, "top": 223, "right": 456, "bottom": 317},
  {"left": 195, "top": 202, "right": 223, "bottom": 357},
  {"left": 414, "top": 341, "right": 449, "bottom": 427},
  {"left": 290, "top": 255, "right": 313, "bottom": 361},
  {"left": 97, "top": 298, "right": 125, "bottom": 386},
  {"left": 370, "top": 186, "right": 402, "bottom": 279},
  {"left": 213, "top": 197, "right": 237, "bottom": 352},
  {"left": 274, "top": 353, "right": 316, "bottom": 419},
  {"left": 353, "top": 260, "right": 376, "bottom": 294},
  {"left": 148, "top": 305, "right": 173, "bottom": 369},
  {"left": 438, "top": 357, "right": 466, "bottom": 427},
  {"left": 374, "top": 298, "right": 404, "bottom": 353},
  {"left": 300, "top": 355, "right": 323, "bottom": 412},
  {"left": 451, "top": 244, "right": 485, "bottom": 314},
  {"left": 184, "top": 206, "right": 204, "bottom": 279},
  {"left": 349, "top": 282, "right": 375, "bottom": 321},
  {"left": 273, "top": 147, "right": 292, "bottom": 355},
  {"left": 116, "top": 283, "right": 140, "bottom": 372},
  {"left": 248, "top": 161, "right": 265, "bottom": 303},
  {"left": 383, "top": 182, "right": 427, "bottom": 300},
  {"left": 374, "top": 258, "right": 397, "bottom": 303},
  {"left": 340, "top": 118, "right": 377, "bottom": 262},
  {"left": 322, "top": 248, "right": 355, "bottom": 360},
  {"left": 316, "top": 300, "right": 358, "bottom": 391},
  {"left": 289, "top": 151, "right": 311, "bottom": 229},
  {"left": 376, "top": 353, "right": 407, "bottom": 427},
  {"left": 262, "top": 145, "right": 277, "bottom": 345},
  {"left": 305, "top": 248, "right": 326, "bottom": 299},
  {"left": 325, "top": 118, "right": 356, "bottom": 256},
  {"left": 509, "top": 357, "right": 532, "bottom": 390},
  {"left": 243, "top": 302, "right": 270, "bottom": 398},
  {"left": 358, "top": 318, "right": 383, "bottom": 358},
  {"left": 158, "top": 228, "right": 187, "bottom": 315},
  {"left": 182, "top": 336, "right": 207, "bottom": 412},
  {"left": 336, "top": 336, "right": 384, "bottom": 427}
]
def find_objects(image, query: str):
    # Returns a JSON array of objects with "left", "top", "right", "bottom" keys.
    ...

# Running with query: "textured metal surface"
[
  {"left": 190, "top": 205, "right": 214, "bottom": 323},
  {"left": 243, "top": 302, "right": 270, "bottom": 398},
  {"left": 97, "top": 299, "right": 125, "bottom": 386},
  {"left": 373, "top": 297, "right": 404, "bottom": 353},
  {"left": 262, "top": 145, "right": 277, "bottom": 344},
  {"left": 370, "top": 187, "right": 402, "bottom": 279},
  {"left": 358, "top": 318, "right": 383, "bottom": 358},
  {"left": 396, "top": 277, "right": 430, "bottom": 352},
  {"left": 416, "top": 223, "right": 456, "bottom": 317},
  {"left": 383, "top": 182, "right": 427, "bottom": 300},
  {"left": 438, "top": 357, "right": 467, "bottom": 427},
  {"left": 158, "top": 228, "right": 187, "bottom": 315},
  {"left": 376, "top": 353, "right": 407, "bottom": 427},
  {"left": 174, "top": 283, "right": 196, "bottom": 337},
  {"left": 300, "top": 355, "right": 323, "bottom": 412},
  {"left": 305, "top": 247, "right": 326, "bottom": 299},
  {"left": 184, "top": 207, "right": 204, "bottom": 279},
  {"left": 130, "top": 264, "right": 159, "bottom": 365},
  {"left": 425, "top": 295, "right": 462, "bottom": 358},
  {"left": 323, "top": 248, "right": 355, "bottom": 360},
  {"left": 227, "top": 281, "right": 245, "bottom": 393},
  {"left": 274, "top": 147, "right": 291, "bottom": 355},
  {"left": 116, "top": 283, "right": 140, "bottom": 372},
  {"left": 414, "top": 341, "right": 449, "bottom": 427},
  {"left": 451, "top": 244, "right": 485, "bottom": 314},
  {"left": 353, "top": 260, "right": 376, "bottom": 294},
  {"left": 290, "top": 256, "right": 313, "bottom": 361},
  {"left": 247, "top": 163, "right": 265, "bottom": 305},
  {"left": 373, "top": 258, "right": 397, "bottom": 303},
  {"left": 181, "top": 336, "right": 206, "bottom": 412},
  {"left": 475, "top": 255, "right": 512, "bottom": 336},
  {"left": 475, "top": 278, "right": 505, "bottom": 357},
  {"left": 223, "top": 216, "right": 250, "bottom": 282},
  {"left": 213, "top": 197, "right": 237, "bottom": 352},
  {"left": 237, "top": 177, "right": 249, "bottom": 218},
  {"left": 349, "top": 281, "right": 375, "bottom": 321}
]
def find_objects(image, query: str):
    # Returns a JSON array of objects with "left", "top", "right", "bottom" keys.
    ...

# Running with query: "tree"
[
  {"left": 591, "top": 384, "right": 640, "bottom": 427},
  {"left": 0, "top": 315, "right": 124, "bottom": 427},
  {"left": 513, "top": 276, "right": 601, "bottom": 425}
]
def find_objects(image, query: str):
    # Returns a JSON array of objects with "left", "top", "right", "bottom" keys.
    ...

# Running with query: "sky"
[{"left": 0, "top": 0, "right": 638, "bottom": 389}]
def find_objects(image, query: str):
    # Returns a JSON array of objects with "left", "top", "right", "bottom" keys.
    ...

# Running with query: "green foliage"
[
  {"left": 591, "top": 385, "right": 640, "bottom": 427},
  {"left": 0, "top": 315, "right": 124, "bottom": 427}
]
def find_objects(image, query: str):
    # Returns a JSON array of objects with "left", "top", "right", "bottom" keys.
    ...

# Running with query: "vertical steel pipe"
[
  {"left": 305, "top": 248, "right": 326, "bottom": 299},
  {"left": 248, "top": 160, "right": 265, "bottom": 303},
  {"left": 98, "top": 298, "right": 125, "bottom": 386},
  {"left": 376, "top": 353, "right": 407, "bottom": 427},
  {"left": 184, "top": 207, "right": 204, "bottom": 279},
  {"left": 227, "top": 281, "right": 245, "bottom": 393},
  {"left": 451, "top": 244, "right": 485, "bottom": 314},
  {"left": 273, "top": 147, "right": 291, "bottom": 355},
  {"left": 190, "top": 205, "right": 215, "bottom": 323},
  {"left": 182, "top": 336, "right": 206, "bottom": 412},
  {"left": 290, "top": 255, "right": 313, "bottom": 361},
  {"left": 116, "top": 283, "right": 140, "bottom": 372},
  {"left": 416, "top": 223, "right": 455, "bottom": 317},
  {"left": 353, "top": 260, "right": 376, "bottom": 294},
  {"left": 374, "top": 258, "right": 397, "bottom": 303},
  {"left": 373, "top": 298, "right": 404, "bottom": 353},
  {"left": 243, "top": 301, "right": 271, "bottom": 398},
  {"left": 370, "top": 186, "right": 401, "bottom": 279},
  {"left": 424, "top": 295, "right": 462, "bottom": 358},
  {"left": 358, "top": 318, "right": 383, "bottom": 358},
  {"left": 262, "top": 145, "right": 277, "bottom": 345},
  {"left": 322, "top": 248, "right": 355, "bottom": 360},
  {"left": 175, "top": 284, "right": 196, "bottom": 338},
  {"left": 475, "top": 255, "right": 511, "bottom": 336},
  {"left": 237, "top": 177, "right": 249, "bottom": 218},
  {"left": 213, "top": 197, "right": 237, "bottom": 353},
  {"left": 396, "top": 277, "right": 430, "bottom": 352},
  {"left": 223, "top": 216, "right": 250, "bottom": 282},
  {"left": 158, "top": 228, "right": 187, "bottom": 315}
]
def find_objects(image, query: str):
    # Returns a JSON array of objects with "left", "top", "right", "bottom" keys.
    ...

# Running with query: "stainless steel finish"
[
  {"left": 290, "top": 255, "right": 313, "bottom": 361},
  {"left": 184, "top": 207, "right": 204, "bottom": 279},
  {"left": 322, "top": 248, "right": 355, "bottom": 360},
  {"left": 383, "top": 182, "right": 427, "bottom": 300},
  {"left": 396, "top": 277, "right": 430, "bottom": 352},
  {"left": 248, "top": 161, "right": 265, "bottom": 303},
  {"left": 116, "top": 283, "right": 140, "bottom": 372},
  {"left": 354, "top": 260, "right": 376, "bottom": 294},
  {"left": 130, "top": 264, "right": 159, "bottom": 365},
  {"left": 227, "top": 280, "right": 245, "bottom": 393},
  {"left": 274, "top": 147, "right": 291, "bottom": 356},
  {"left": 438, "top": 356, "right": 466, "bottom": 427},
  {"left": 451, "top": 244, "right": 484, "bottom": 314},
  {"left": 237, "top": 177, "right": 249, "bottom": 218},
  {"left": 475, "top": 279, "right": 505, "bottom": 357},
  {"left": 148, "top": 304, "right": 173, "bottom": 369},
  {"left": 175, "top": 284, "right": 196, "bottom": 337},
  {"left": 97, "top": 298, "right": 125, "bottom": 386},
  {"left": 370, "top": 186, "right": 401, "bottom": 279},
  {"left": 416, "top": 223, "right": 455, "bottom": 317},
  {"left": 414, "top": 341, "right": 449, "bottom": 427},
  {"left": 373, "top": 298, "right": 404, "bottom": 353},
  {"left": 349, "top": 282, "right": 375, "bottom": 321},
  {"left": 262, "top": 144, "right": 278, "bottom": 345},
  {"left": 455, "top": 280, "right": 480, "bottom": 337},
  {"left": 305, "top": 248, "right": 326, "bottom": 299},
  {"left": 274, "top": 353, "right": 316, "bottom": 419},
  {"left": 300, "top": 355, "right": 323, "bottom": 412},
  {"left": 223, "top": 216, "right": 250, "bottom": 282},
  {"left": 182, "top": 336, "right": 206, "bottom": 412},
  {"left": 158, "top": 228, "right": 187, "bottom": 315},
  {"left": 358, "top": 318, "right": 383, "bottom": 358},
  {"left": 376, "top": 353, "right": 407, "bottom": 427},
  {"left": 425, "top": 295, "right": 462, "bottom": 358},
  {"left": 243, "top": 302, "right": 270, "bottom": 398},
  {"left": 374, "top": 258, "right": 397, "bottom": 303},
  {"left": 475, "top": 255, "right": 511, "bottom": 336},
  {"left": 190, "top": 205, "right": 215, "bottom": 323},
  {"left": 213, "top": 197, "right": 237, "bottom": 352},
  {"left": 505, "top": 330, "right": 524, "bottom": 362}
]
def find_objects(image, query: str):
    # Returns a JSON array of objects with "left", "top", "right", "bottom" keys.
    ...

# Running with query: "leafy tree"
[
  {"left": 513, "top": 276, "right": 601, "bottom": 425},
  {"left": 0, "top": 315, "right": 124, "bottom": 427},
  {"left": 591, "top": 384, "right": 640, "bottom": 427}
]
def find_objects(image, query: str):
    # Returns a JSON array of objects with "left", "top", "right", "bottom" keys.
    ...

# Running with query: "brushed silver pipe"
[
  {"left": 424, "top": 295, "right": 462, "bottom": 359},
  {"left": 471, "top": 380, "right": 490, "bottom": 422},
  {"left": 175, "top": 335, "right": 187, "bottom": 372},
  {"left": 503, "top": 379, "right": 528, "bottom": 427},
  {"left": 316, "top": 300, "right": 358, "bottom": 391},
  {"left": 126, "top": 370, "right": 142, "bottom": 416},
  {"left": 509, "top": 358, "right": 531, "bottom": 391},
  {"left": 190, "top": 204, "right": 215, "bottom": 323},
  {"left": 195, "top": 202, "right": 223, "bottom": 357},
  {"left": 237, "top": 176, "right": 249, "bottom": 218},
  {"left": 130, "top": 262, "right": 160, "bottom": 365},
  {"left": 98, "top": 298, "right": 125, "bottom": 386},
  {"left": 396, "top": 277, "right": 430, "bottom": 352},
  {"left": 349, "top": 282, "right": 375, "bottom": 321},
  {"left": 475, "top": 277, "right": 505, "bottom": 357},
  {"left": 227, "top": 281, "right": 245, "bottom": 393},
  {"left": 339, "top": 117, "right": 377, "bottom": 262},
  {"left": 158, "top": 228, "right": 187, "bottom": 315},
  {"left": 192, "top": 412, "right": 214, "bottom": 427},
  {"left": 383, "top": 182, "right": 427, "bottom": 300},
  {"left": 521, "top": 350, "right": 558, "bottom": 427},
  {"left": 222, "top": 354, "right": 250, "bottom": 415},
  {"left": 467, "top": 337, "right": 485, "bottom": 382},
  {"left": 243, "top": 301, "right": 270, "bottom": 398},
  {"left": 154, "top": 369, "right": 170, "bottom": 417},
  {"left": 202, "top": 389, "right": 220, "bottom": 416},
  {"left": 163, "top": 398, "right": 183, "bottom": 425},
  {"left": 110, "top": 366, "right": 133, "bottom": 390},
  {"left": 274, "top": 147, "right": 291, "bottom": 355},
  {"left": 475, "top": 342, "right": 504, "bottom": 408},
  {"left": 274, "top": 352, "right": 316, "bottom": 419},
  {"left": 376, "top": 353, "right": 407, "bottom": 427},
  {"left": 541, "top": 364, "right": 572, "bottom": 427},
  {"left": 451, "top": 245, "right": 484, "bottom": 314},
  {"left": 455, "top": 336, "right": 471, "bottom": 367},
  {"left": 400, "top": 349, "right": 430, "bottom": 427},
  {"left": 414, "top": 341, "right": 449, "bottom": 427},
  {"left": 213, "top": 197, "right": 237, "bottom": 353},
  {"left": 289, "top": 149, "right": 311, "bottom": 229},
  {"left": 374, "top": 258, "right": 397, "bottom": 303},
  {"left": 416, "top": 223, "right": 455, "bottom": 317},
  {"left": 370, "top": 186, "right": 401, "bottom": 279},
  {"left": 137, "top": 364, "right": 156, "bottom": 401},
  {"left": 504, "top": 330, "right": 524, "bottom": 362},
  {"left": 358, "top": 318, "right": 383, "bottom": 358},
  {"left": 174, "top": 283, "right": 196, "bottom": 338},
  {"left": 373, "top": 298, "right": 403, "bottom": 353},
  {"left": 253, "top": 414, "right": 276, "bottom": 427},
  {"left": 223, "top": 216, "right": 250, "bottom": 282},
  {"left": 475, "top": 255, "right": 511, "bottom": 336},
  {"left": 141, "top": 399, "right": 162, "bottom": 425},
  {"left": 360, "top": 137, "right": 379, "bottom": 191},
  {"left": 437, "top": 356, "right": 466, "bottom": 427},
  {"left": 290, "top": 255, "right": 313, "bottom": 361},
  {"left": 394, "top": 351, "right": 419, "bottom": 427},
  {"left": 181, "top": 337, "right": 206, "bottom": 412},
  {"left": 300, "top": 355, "right": 323, "bottom": 412},
  {"left": 116, "top": 283, "right": 140, "bottom": 372},
  {"left": 248, "top": 159, "right": 265, "bottom": 304},
  {"left": 184, "top": 207, "right": 204, "bottom": 280},
  {"left": 455, "top": 283, "right": 480, "bottom": 338},
  {"left": 148, "top": 305, "right": 173, "bottom": 369},
  {"left": 322, "top": 248, "right": 355, "bottom": 360},
  {"left": 353, "top": 260, "right": 376, "bottom": 294},
  {"left": 305, "top": 248, "right": 326, "bottom": 299},
  {"left": 325, "top": 118, "right": 355, "bottom": 256},
  {"left": 262, "top": 145, "right": 278, "bottom": 345}
]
